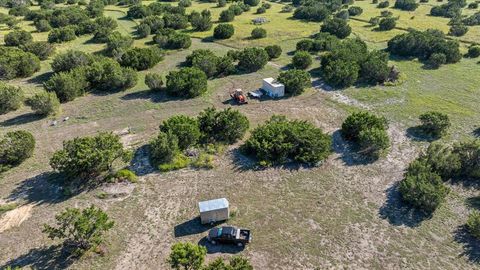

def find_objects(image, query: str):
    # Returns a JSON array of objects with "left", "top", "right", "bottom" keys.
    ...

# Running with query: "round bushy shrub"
[
  {"left": 251, "top": 27, "right": 267, "bottom": 39},
  {"left": 427, "top": 53, "right": 447, "bottom": 68},
  {"left": 219, "top": 9, "right": 235, "bottom": 22},
  {"left": 105, "top": 32, "right": 133, "bottom": 57},
  {"left": 244, "top": 0, "right": 260, "bottom": 6},
  {"left": 341, "top": 111, "right": 388, "bottom": 142},
  {"left": 120, "top": 47, "right": 163, "bottom": 70},
  {"left": 237, "top": 47, "right": 269, "bottom": 72},
  {"left": 468, "top": 2, "right": 478, "bottom": 8},
  {"left": 50, "top": 132, "right": 131, "bottom": 178},
  {"left": 5, "top": 30, "right": 33, "bottom": 47},
  {"left": 213, "top": 24, "right": 235, "bottom": 39},
  {"left": 360, "top": 50, "right": 390, "bottom": 84},
  {"left": 190, "top": 10, "right": 213, "bottom": 32},
  {"left": 336, "top": 10, "right": 349, "bottom": 20},
  {"left": 34, "top": 19, "right": 52, "bottom": 32},
  {"left": 0, "top": 47, "right": 40, "bottom": 80},
  {"left": 322, "top": 59, "right": 359, "bottom": 88},
  {"left": 185, "top": 49, "right": 220, "bottom": 78},
  {"left": 419, "top": 111, "right": 450, "bottom": 137},
  {"left": 166, "top": 67, "right": 208, "bottom": 98},
  {"left": 179, "top": 0, "right": 191, "bottom": 7},
  {"left": 377, "top": 1, "right": 390, "bottom": 8},
  {"left": 321, "top": 18, "right": 352, "bottom": 39},
  {"left": 348, "top": 6, "right": 363, "bottom": 16},
  {"left": 48, "top": 26, "right": 77, "bottom": 43},
  {"left": 149, "top": 131, "right": 178, "bottom": 164},
  {"left": 292, "top": 51, "right": 312, "bottom": 69},
  {"left": 257, "top": 6, "right": 266, "bottom": 14},
  {"left": 44, "top": 69, "right": 89, "bottom": 102},
  {"left": 358, "top": 127, "right": 390, "bottom": 157},
  {"left": 449, "top": 24, "right": 468, "bottom": 37},
  {"left": 145, "top": 73, "right": 163, "bottom": 90},
  {"left": 0, "top": 130, "right": 35, "bottom": 168},
  {"left": 51, "top": 50, "right": 93, "bottom": 73},
  {"left": 242, "top": 116, "right": 332, "bottom": 165},
  {"left": 26, "top": 91, "right": 61, "bottom": 116},
  {"left": 467, "top": 210, "right": 480, "bottom": 239},
  {"left": 277, "top": 69, "right": 311, "bottom": 96},
  {"left": 264, "top": 45, "right": 282, "bottom": 59},
  {"left": 217, "top": 0, "right": 227, "bottom": 7},
  {"left": 379, "top": 17, "right": 396, "bottom": 31},
  {"left": 296, "top": 39, "right": 314, "bottom": 51},
  {"left": 20, "top": 41, "right": 55, "bottom": 60},
  {"left": 198, "top": 107, "right": 249, "bottom": 144},
  {"left": 136, "top": 23, "right": 151, "bottom": 38},
  {"left": 394, "top": 0, "right": 419, "bottom": 11},
  {"left": 160, "top": 115, "right": 201, "bottom": 150},
  {"left": 165, "top": 32, "right": 192, "bottom": 49},
  {"left": 468, "top": 45, "right": 480, "bottom": 58},
  {"left": 0, "top": 82, "right": 24, "bottom": 115}
]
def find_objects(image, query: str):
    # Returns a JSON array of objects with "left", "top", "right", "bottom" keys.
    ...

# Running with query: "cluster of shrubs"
[
  {"left": 387, "top": 29, "right": 461, "bottom": 68},
  {"left": 321, "top": 38, "right": 393, "bottom": 87},
  {"left": 257, "top": 2, "right": 271, "bottom": 14},
  {"left": 119, "top": 47, "right": 163, "bottom": 70},
  {"left": 168, "top": 242, "right": 253, "bottom": 270},
  {"left": 44, "top": 50, "right": 137, "bottom": 102},
  {"left": 341, "top": 111, "right": 390, "bottom": 158},
  {"left": 463, "top": 12, "right": 480, "bottom": 25},
  {"left": 50, "top": 132, "right": 132, "bottom": 181},
  {"left": 430, "top": 0, "right": 465, "bottom": 18},
  {"left": 0, "top": 82, "right": 61, "bottom": 116},
  {"left": 153, "top": 31, "right": 192, "bottom": 49},
  {"left": 393, "top": 0, "right": 419, "bottom": 11},
  {"left": 219, "top": 2, "right": 250, "bottom": 22},
  {"left": 293, "top": 1, "right": 340, "bottom": 22},
  {"left": 185, "top": 49, "right": 235, "bottom": 78},
  {"left": 189, "top": 9, "right": 212, "bottom": 31},
  {"left": 320, "top": 18, "right": 352, "bottom": 39},
  {"left": 242, "top": 115, "right": 331, "bottom": 166},
  {"left": 149, "top": 107, "right": 249, "bottom": 171},
  {"left": 0, "top": 130, "right": 35, "bottom": 172},
  {"left": 0, "top": 46, "right": 40, "bottom": 80}
]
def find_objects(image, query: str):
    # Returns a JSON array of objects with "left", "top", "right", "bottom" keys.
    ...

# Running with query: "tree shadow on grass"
[
  {"left": 174, "top": 217, "right": 217, "bottom": 238},
  {"left": 466, "top": 196, "right": 480, "bottom": 210},
  {"left": 332, "top": 130, "right": 379, "bottom": 166},
  {"left": 0, "top": 244, "right": 77, "bottom": 270},
  {"left": 128, "top": 144, "right": 155, "bottom": 176},
  {"left": 26, "top": 71, "right": 54, "bottom": 86},
  {"left": 198, "top": 237, "right": 245, "bottom": 254},
  {"left": 121, "top": 89, "right": 185, "bottom": 103},
  {"left": 406, "top": 126, "right": 438, "bottom": 142},
  {"left": 230, "top": 148, "right": 309, "bottom": 172},
  {"left": 0, "top": 113, "right": 44, "bottom": 127},
  {"left": 7, "top": 172, "right": 68, "bottom": 205},
  {"left": 378, "top": 183, "right": 432, "bottom": 227},
  {"left": 454, "top": 225, "right": 480, "bottom": 263},
  {"left": 473, "top": 127, "right": 480, "bottom": 138}
]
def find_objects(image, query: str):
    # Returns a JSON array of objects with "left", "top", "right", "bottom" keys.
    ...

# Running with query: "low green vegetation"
[
  {"left": 242, "top": 115, "right": 332, "bottom": 166},
  {"left": 0, "top": 130, "right": 35, "bottom": 172},
  {"left": 418, "top": 111, "right": 450, "bottom": 138}
]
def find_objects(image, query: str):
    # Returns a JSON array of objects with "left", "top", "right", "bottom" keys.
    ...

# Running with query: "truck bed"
[{"left": 236, "top": 229, "right": 251, "bottom": 243}]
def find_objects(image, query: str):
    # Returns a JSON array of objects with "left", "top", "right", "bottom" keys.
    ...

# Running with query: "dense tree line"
[{"left": 387, "top": 29, "right": 462, "bottom": 67}]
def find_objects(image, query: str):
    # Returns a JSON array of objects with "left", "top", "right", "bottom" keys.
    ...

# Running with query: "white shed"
[
  {"left": 198, "top": 198, "right": 229, "bottom": 224},
  {"left": 262, "top": 78, "right": 285, "bottom": 98}
]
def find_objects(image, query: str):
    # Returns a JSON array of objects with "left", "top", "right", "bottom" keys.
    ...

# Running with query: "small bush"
[
  {"left": 264, "top": 45, "right": 282, "bottom": 59},
  {"left": 419, "top": 111, "right": 450, "bottom": 137},
  {"left": 217, "top": 0, "right": 227, "bottom": 7},
  {"left": 44, "top": 69, "right": 88, "bottom": 102},
  {"left": 0, "top": 130, "right": 35, "bottom": 168},
  {"left": 197, "top": 107, "right": 250, "bottom": 144},
  {"left": 341, "top": 111, "right": 388, "bottom": 142},
  {"left": 394, "top": 0, "right": 419, "bottom": 10},
  {"left": 251, "top": 27, "right": 267, "bottom": 39},
  {"left": 358, "top": 127, "right": 390, "bottom": 157},
  {"left": 159, "top": 153, "right": 190, "bottom": 171},
  {"left": 468, "top": 2, "right": 478, "bottom": 8},
  {"left": 113, "top": 169, "right": 138, "bottom": 183},
  {"left": 20, "top": 41, "right": 55, "bottom": 61},
  {"left": 237, "top": 47, "right": 269, "bottom": 72},
  {"left": 467, "top": 45, "right": 480, "bottom": 58},
  {"left": 51, "top": 50, "right": 93, "bottom": 73},
  {"left": 336, "top": 10, "right": 349, "bottom": 20},
  {"left": 292, "top": 51, "right": 312, "bottom": 69},
  {"left": 378, "top": 17, "right": 396, "bottom": 31},
  {"left": 257, "top": 6, "right": 266, "bottom": 13},
  {"left": 0, "top": 83, "right": 24, "bottom": 115},
  {"left": 4, "top": 30, "right": 33, "bottom": 47},
  {"left": 321, "top": 18, "right": 352, "bottom": 39},
  {"left": 449, "top": 24, "right": 468, "bottom": 37},
  {"left": 467, "top": 210, "right": 480, "bottom": 239},
  {"left": 164, "top": 32, "right": 191, "bottom": 49},
  {"left": 213, "top": 24, "right": 234, "bottom": 39},
  {"left": 296, "top": 39, "right": 314, "bottom": 51},
  {"left": 26, "top": 91, "right": 61, "bottom": 116},
  {"left": 120, "top": 47, "right": 163, "bottom": 70},
  {"left": 377, "top": 1, "right": 390, "bottom": 8},
  {"left": 427, "top": 53, "right": 447, "bottom": 68},
  {"left": 48, "top": 26, "right": 77, "bottom": 43},
  {"left": 244, "top": 0, "right": 260, "bottom": 6},
  {"left": 34, "top": 19, "right": 52, "bottom": 32},
  {"left": 277, "top": 69, "right": 311, "bottom": 96},
  {"left": 160, "top": 115, "right": 201, "bottom": 150},
  {"left": 149, "top": 131, "right": 178, "bottom": 164},
  {"left": 348, "top": 6, "right": 363, "bottom": 16},
  {"left": 179, "top": 0, "right": 191, "bottom": 7},
  {"left": 242, "top": 115, "right": 332, "bottom": 165},
  {"left": 145, "top": 73, "right": 163, "bottom": 90},
  {"left": 136, "top": 23, "right": 151, "bottom": 38},
  {"left": 166, "top": 67, "right": 208, "bottom": 98}
]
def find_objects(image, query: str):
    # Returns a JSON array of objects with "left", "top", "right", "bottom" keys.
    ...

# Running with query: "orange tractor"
[{"left": 230, "top": 89, "right": 248, "bottom": 105}]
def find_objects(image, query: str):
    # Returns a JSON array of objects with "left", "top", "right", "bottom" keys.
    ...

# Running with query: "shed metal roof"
[{"left": 199, "top": 198, "right": 229, "bottom": 213}]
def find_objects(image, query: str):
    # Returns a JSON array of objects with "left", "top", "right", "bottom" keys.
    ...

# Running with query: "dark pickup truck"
[{"left": 207, "top": 226, "right": 252, "bottom": 247}]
